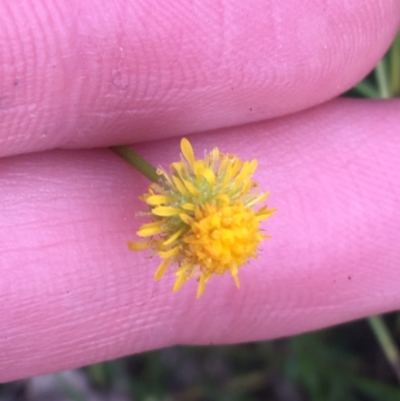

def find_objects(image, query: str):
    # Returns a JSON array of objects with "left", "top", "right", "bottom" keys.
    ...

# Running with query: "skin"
[{"left": 1, "top": 0, "right": 400, "bottom": 382}]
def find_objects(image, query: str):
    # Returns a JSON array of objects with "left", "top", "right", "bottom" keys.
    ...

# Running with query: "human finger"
[
  {"left": 1, "top": 98, "right": 400, "bottom": 381},
  {"left": 1, "top": 1, "right": 399, "bottom": 157}
]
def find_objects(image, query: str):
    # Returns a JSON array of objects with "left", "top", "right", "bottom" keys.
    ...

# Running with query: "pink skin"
[{"left": 1, "top": 0, "right": 400, "bottom": 382}]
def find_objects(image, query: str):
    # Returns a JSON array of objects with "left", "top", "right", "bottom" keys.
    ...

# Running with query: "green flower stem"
[
  {"left": 390, "top": 32, "right": 400, "bottom": 95},
  {"left": 375, "top": 58, "right": 391, "bottom": 98},
  {"left": 111, "top": 145, "right": 159, "bottom": 182},
  {"left": 368, "top": 316, "right": 400, "bottom": 382}
]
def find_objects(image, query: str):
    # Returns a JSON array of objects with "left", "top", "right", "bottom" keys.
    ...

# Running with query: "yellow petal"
[
  {"left": 211, "top": 147, "right": 220, "bottom": 161},
  {"left": 181, "top": 203, "right": 195, "bottom": 211},
  {"left": 232, "top": 161, "right": 253, "bottom": 188},
  {"left": 152, "top": 206, "right": 181, "bottom": 216},
  {"left": 146, "top": 195, "right": 173, "bottom": 206},
  {"left": 163, "top": 228, "right": 185, "bottom": 247},
  {"left": 171, "top": 162, "right": 184, "bottom": 175},
  {"left": 230, "top": 266, "right": 240, "bottom": 288},
  {"left": 176, "top": 263, "right": 190, "bottom": 275},
  {"left": 221, "top": 158, "right": 242, "bottom": 188},
  {"left": 196, "top": 274, "right": 207, "bottom": 298},
  {"left": 159, "top": 246, "right": 180, "bottom": 259},
  {"left": 255, "top": 207, "right": 277, "bottom": 221},
  {"left": 137, "top": 222, "right": 163, "bottom": 237},
  {"left": 172, "top": 175, "right": 189, "bottom": 196},
  {"left": 154, "top": 259, "right": 170, "bottom": 280},
  {"left": 127, "top": 241, "right": 149, "bottom": 251},
  {"left": 179, "top": 213, "right": 192, "bottom": 225},
  {"left": 202, "top": 168, "right": 215, "bottom": 186},
  {"left": 246, "top": 192, "right": 269, "bottom": 207},
  {"left": 173, "top": 271, "right": 186, "bottom": 292},
  {"left": 181, "top": 138, "right": 195, "bottom": 169},
  {"left": 182, "top": 179, "right": 198, "bottom": 196}
]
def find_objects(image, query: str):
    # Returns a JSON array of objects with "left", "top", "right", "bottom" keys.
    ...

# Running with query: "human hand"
[{"left": 1, "top": 0, "right": 400, "bottom": 382}]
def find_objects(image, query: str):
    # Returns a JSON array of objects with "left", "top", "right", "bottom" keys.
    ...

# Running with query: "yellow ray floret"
[{"left": 129, "top": 138, "right": 276, "bottom": 298}]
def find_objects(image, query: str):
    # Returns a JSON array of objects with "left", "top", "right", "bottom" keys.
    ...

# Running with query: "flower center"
[{"left": 183, "top": 202, "right": 263, "bottom": 275}]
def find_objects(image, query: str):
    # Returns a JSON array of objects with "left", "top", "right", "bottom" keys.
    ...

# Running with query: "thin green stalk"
[
  {"left": 111, "top": 145, "right": 159, "bottom": 182},
  {"left": 390, "top": 32, "right": 400, "bottom": 95},
  {"left": 374, "top": 58, "right": 391, "bottom": 98},
  {"left": 368, "top": 316, "right": 400, "bottom": 383}
]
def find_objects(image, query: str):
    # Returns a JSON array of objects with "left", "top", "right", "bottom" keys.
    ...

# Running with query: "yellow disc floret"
[{"left": 129, "top": 138, "right": 276, "bottom": 297}]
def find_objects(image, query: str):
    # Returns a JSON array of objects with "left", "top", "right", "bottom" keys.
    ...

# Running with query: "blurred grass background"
[{"left": 1, "top": 31, "right": 400, "bottom": 401}]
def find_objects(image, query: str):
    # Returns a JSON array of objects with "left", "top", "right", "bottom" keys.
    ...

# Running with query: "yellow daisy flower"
[{"left": 129, "top": 138, "right": 276, "bottom": 298}]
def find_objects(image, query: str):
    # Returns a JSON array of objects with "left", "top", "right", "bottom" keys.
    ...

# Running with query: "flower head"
[{"left": 129, "top": 138, "right": 276, "bottom": 297}]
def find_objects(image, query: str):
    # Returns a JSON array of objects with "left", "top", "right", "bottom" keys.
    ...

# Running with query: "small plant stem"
[
  {"left": 374, "top": 58, "right": 391, "bottom": 98},
  {"left": 111, "top": 145, "right": 159, "bottom": 182},
  {"left": 390, "top": 32, "right": 400, "bottom": 95},
  {"left": 368, "top": 315, "right": 400, "bottom": 382}
]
